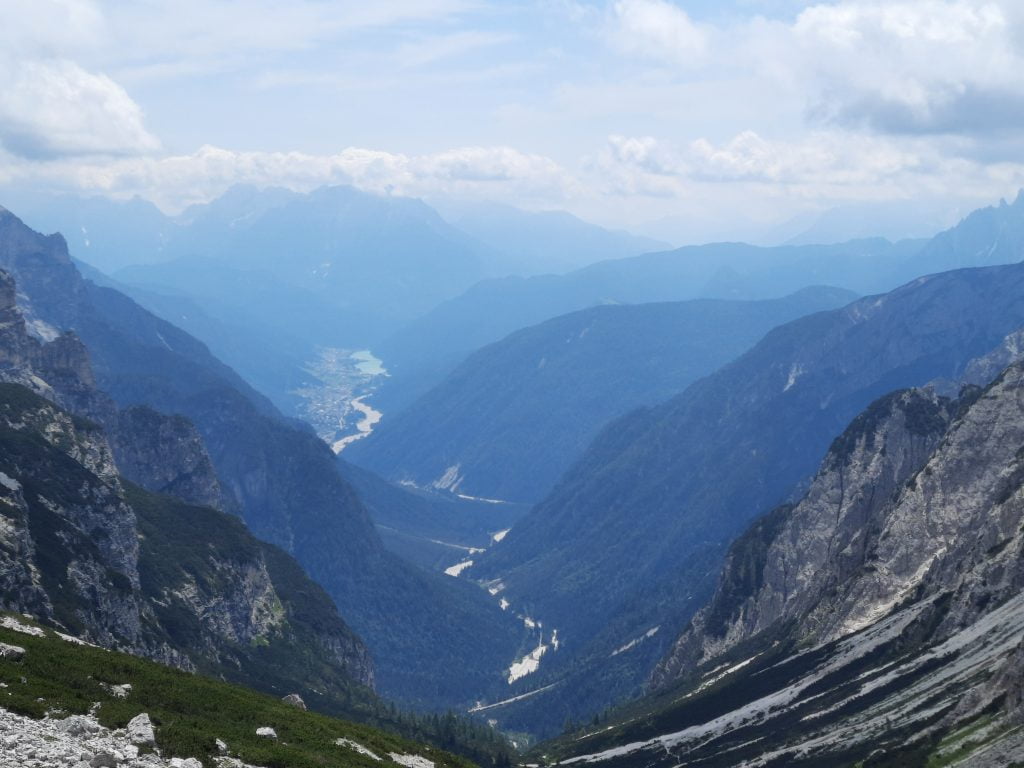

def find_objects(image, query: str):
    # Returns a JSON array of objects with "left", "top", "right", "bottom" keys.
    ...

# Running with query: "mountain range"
[
  {"left": 6, "top": 187, "right": 1024, "bottom": 766},
  {"left": 546, "top": 339, "right": 1024, "bottom": 766},
  {"left": 0, "top": 205, "right": 531, "bottom": 716},
  {"left": 462, "top": 197, "right": 1024, "bottom": 736},
  {"left": 372, "top": 236, "right": 927, "bottom": 414},
  {"left": 351, "top": 286, "right": 857, "bottom": 504}
]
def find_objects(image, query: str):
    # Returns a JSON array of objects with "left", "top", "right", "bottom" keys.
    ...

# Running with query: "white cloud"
[
  {"left": 5, "top": 144, "right": 576, "bottom": 212},
  {"left": 609, "top": 0, "right": 707, "bottom": 64},
  {"left": 791, "top": 1, "right": 1024, "bottom": 135},
  {"left": 0, "top": 59, "right": 160, "bottom": 159},
  {"left": 602, "top": 0, "right": 1024, "bottom": 139}
]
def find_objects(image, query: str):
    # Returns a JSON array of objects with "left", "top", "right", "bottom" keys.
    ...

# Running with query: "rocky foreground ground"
[{"left": 0, "top": 707, "right": 262, "bottom": 768}]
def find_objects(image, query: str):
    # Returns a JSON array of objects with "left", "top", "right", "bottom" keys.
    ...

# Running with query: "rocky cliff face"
[
  {"left": 0, "top": 265, "right": 227, "bottom": 509},
  {"left": 653, "top": 388, "right": 956, "bottom": 685},
  {"left": 0, "top": 383, "right": 144, "bottom": 648},
  {"left": 109, "top": 406, "right": 227, "bottom": 511}
]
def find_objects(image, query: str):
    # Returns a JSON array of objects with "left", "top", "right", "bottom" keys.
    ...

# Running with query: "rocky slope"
[
  {"left": 544, "top": 353, "right": 1024, "bottom": 767},
  {"left": 0, "top": 205, "right": 527, "bottom": 710},
  {"left": 0, "top": 272, "right": 376, "bottom": 695},
  {"left": 468, "top": 252, "right": 1024, "bottom": 736},
  {"left": 351, "top": 287, "right": 855, "bottom": 504},
  {"left": 0, "top": 613, "right": 476, "bottom": 768}
]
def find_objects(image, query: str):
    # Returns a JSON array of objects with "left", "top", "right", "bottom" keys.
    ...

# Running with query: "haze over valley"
[{"left": 4, "top": 2, "right": 1024, "bottom": 767}]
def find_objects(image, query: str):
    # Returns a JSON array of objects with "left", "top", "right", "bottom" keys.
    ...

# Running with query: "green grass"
[
  {"left": 0, "top": 613, "right": 476, "bottom": 768},
  {"left": 925, "top": 715, "right": 1020, "bottom": 768}
]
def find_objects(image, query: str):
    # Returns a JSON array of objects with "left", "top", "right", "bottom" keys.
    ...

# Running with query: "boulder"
[
  {"left": 256, "top": 726, "right": 277, "bottom": 739},
  {"left": 281, "top": 693, "right": 306, "bottom": 710},
  {"left": 0, "top": 642, "right": 25, "bottom": 661},
  {"left": 127, "top": 712, "right": 155, "bottom": 746},
  {"left": 58, "top": 715, "right": 101, "bottom": 736}
]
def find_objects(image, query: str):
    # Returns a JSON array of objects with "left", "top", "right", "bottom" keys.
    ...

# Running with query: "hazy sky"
[{"left": 3, "top": 0, "right": 1024, "bottom": 241}]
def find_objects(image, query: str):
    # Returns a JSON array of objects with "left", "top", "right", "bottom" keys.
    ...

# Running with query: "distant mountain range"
[
  {"left": 462, "top": 197, "right": 1024, "bottom": 736},
  {"left": 373, "top": 237, "right": 926, "bottom": 413},
  {"left": 15, "top": 186, "right": 665, "bottom": 417},
  {"left": 350, "top": 286, "right": 857, "bottom": 503},
  {"left": 434, "top": 199, "right": 669, "bottom": 275}
]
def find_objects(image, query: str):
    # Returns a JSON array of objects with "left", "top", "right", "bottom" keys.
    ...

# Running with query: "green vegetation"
[
  {"left": 924, "top": 715, "right": 1021, "bottom": 768},
  {"left": 0, "top": 612, "right": 475, "bottom": 768}
]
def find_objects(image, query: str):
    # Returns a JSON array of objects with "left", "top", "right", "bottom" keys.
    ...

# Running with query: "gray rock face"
[
  {"left": 654, "top": 388, "right": 955, "bottom": 685},
  {"left": 108, "top": 406, "right": 228, "bottom": 512},
  {"left": 281, "top": 694, "right": 306, "bottom": 710}
]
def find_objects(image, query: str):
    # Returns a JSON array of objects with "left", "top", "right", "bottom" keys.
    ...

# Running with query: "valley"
[
  {"left": 293, "top": 346, "right": 388, "bottom": 453},
  {"left": 4, "top": 10, "right": 1024, "bottom": 764}
]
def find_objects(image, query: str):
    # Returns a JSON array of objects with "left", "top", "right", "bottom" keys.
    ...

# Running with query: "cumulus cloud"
[
  {"left": 587, "top": 128, "right": 1023, "bottom": 208},
  {"left": 609, "top": 0, "right": 707, "bottom": 64},
  {"left": 0, "top": 59, "right": 160, "bottom": 159},
  {"left": 603, "top": 0, "right": 1024, "bottom": 140},
  {"left": 7, "top": 144, "right": 576, "bottom": 212},
  {"left": 792, "top": 1, "right": 1024, "bottom": 136}
]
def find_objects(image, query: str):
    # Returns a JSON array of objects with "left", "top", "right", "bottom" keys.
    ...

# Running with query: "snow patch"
[
  {"left": 0, "top": 472, "right": 21, "bottom": 492},
  {"left": 611, "top": 626, "right": 660, "bottom": 657},
  {"left": 508, "top": 642, "right": 548, "bottom": 684},
  {"left": 469, "top": 683, "right": 560, "bottom": 713},
  {"left": 492, "top": 528, "right": 510, "bottom": 543},
  {"left": 784, "top": 363, "right": 805, "bottom": 392},
  {"left": 444, "top": 560, "right": 474, "bottom": 578},
  {"left": 433, "top": 465, "right": 463, "bottom": 493}
]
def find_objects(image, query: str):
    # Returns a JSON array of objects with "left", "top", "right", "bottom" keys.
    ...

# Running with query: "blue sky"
[{"left": 2, "top": 0, "right": 1024, "bottom": 242}]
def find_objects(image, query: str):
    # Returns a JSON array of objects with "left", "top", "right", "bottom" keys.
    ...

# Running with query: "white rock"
[
  {"left": 127, "top": 712, "right": 156, "bottom": 745},
  {"left": 336, "top": 737, "right": 381, "bottom": 760},
  {"left": 255, "top": 726, "right": 277, "bottom": 739},
  {"left": 388, "top": 752, "right": 435, "bottom": 768},
  {"left": 0, "top": 616, "right": 44, "bottom": 636},
  {"left": 58, "top": 715, "right": 101, "bottom": 736}
]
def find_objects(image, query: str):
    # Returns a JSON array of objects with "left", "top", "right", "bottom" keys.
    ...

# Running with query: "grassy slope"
[{"left": 0, "top": 613, "right": 475, "bottom": 768}]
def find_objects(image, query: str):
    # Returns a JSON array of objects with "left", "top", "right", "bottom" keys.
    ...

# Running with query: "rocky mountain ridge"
[
  {"left": 468, "top": 254, "right": 1024, "bottom": 736},
  {"left": 545, "top": 348, "right": 1024, "bottom": 766},
  {"left": 0, "top": 266, "right": 375, "bottom": 698}
]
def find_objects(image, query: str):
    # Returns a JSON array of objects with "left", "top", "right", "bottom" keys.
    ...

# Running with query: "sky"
[{"left": 2, "top": 0, "right": 1024, "bottom": 243}]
